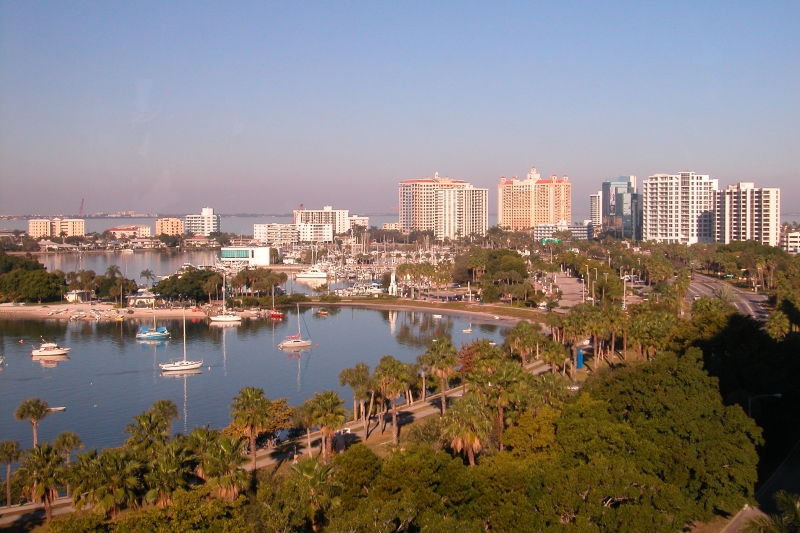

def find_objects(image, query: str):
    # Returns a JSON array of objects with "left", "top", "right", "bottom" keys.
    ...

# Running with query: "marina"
[{"left": 0, "top": 308, "right": 509, "bottom": 452}]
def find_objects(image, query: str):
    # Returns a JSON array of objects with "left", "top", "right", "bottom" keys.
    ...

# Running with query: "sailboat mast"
[{"left": 183, "top": 307, "right": 187, "bottom": 362}]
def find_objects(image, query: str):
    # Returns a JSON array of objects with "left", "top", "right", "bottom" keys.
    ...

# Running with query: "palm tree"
[
  {"left": 0, "top": 440, "right": 23, "bottom": 507},
  {"left": 713, "top": 284, "right": 739, "bottom": 305},
  {"left": 584, "top": 305, "right": 608, "bottom": 368},
  {"left": 441, "top": 392, "right": 493, "bottom": 466},
  {"left": 52, "top": 432, "right": 82, "bottom": 497},
  {"left": 188, "top": 425, "right": 222, "bottom": 481},
  {"left": 18, "top": 443, "right": 65, "bottom": 520},
  {"left": 230, "top": 387, "right": 271, "bottom": 470},
  {"left": 541, "top": 340, "right": 568, "bottom": 374},
  {"left": 469, "top": 359, "right": 528, "bottom": 451},
  {"left": 767, "top": 310, "right": 791, "bottom": 341},
  {"left": 561, "top": 305, "right": 590, "bottom": 380},
  {"left": 292, "top": 459, "right": 340, "bottom": 532},
  {"left": 416, "top": 353, "right": 433, "bottom": 402},
  {"left": 338, "top": 362, "right": 370, "bottom": 423},
  {"left": 15, "top": 398, "right": 50, "bottom": 447},
  {"left": 425, "top": 338, "right": 457, "bottom": 415},
  {"left": 373, "top": 355, "right": 411, "bottom": 446},
  {"left": 295, "top": 399, "right": 318, "bottom": 458},
  {"left": 504, "top": 321, "right": 542, "bottom": 364},
  {"left": 743, "top": 490, "right": 800, "bottom": 533},
  {"left": 310, "top": 390, "right": 348, "bottom": 464},
  {"left": 125, "top": 411, "right": 171, "bottom": 457},
  {"left": 203, "top": 435, "right": 248, "bottom": 501},
  {"left": 144, "top": 440, "right": 193, "bottom": 508},
  {"left": 140, "top": 269, "right": 155, "bottom": 287},
  {"left": 70, "top": 448, "right": 142, "bottom": 519}
]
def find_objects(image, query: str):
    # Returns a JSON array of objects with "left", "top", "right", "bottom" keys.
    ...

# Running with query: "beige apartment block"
[
  {"left": 497, "top": 167, "right": 572, "bottom": 231},
  {"left": 155, "top": 217, "right": 184, "bottom": 236},
  {"left": 399, "top": 173, "right": 488, "bottom": 239},
  {"left": 715, "top": 183, "right": 780, "bottom": 247},
  {"left": 28, "top": 219, "right": 53, "bottom": 239},
  {"left": 293, "top": 206, "right": 350, "bottom": 234}
]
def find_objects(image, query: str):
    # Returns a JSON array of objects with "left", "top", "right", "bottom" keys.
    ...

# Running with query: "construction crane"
[{"left": 78, "top": 198, "right": 84, "bottom": 218}]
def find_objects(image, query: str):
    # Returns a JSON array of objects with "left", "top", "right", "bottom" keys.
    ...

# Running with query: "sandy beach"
[{"left": 0, "top": 299, "right": 539, "bottom": 328}]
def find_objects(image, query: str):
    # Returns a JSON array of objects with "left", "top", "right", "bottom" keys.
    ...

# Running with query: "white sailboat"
[
  {"left": 463, "top": 323, "right": 472, "bottom": 333},
  {"left": 279, "top": 303, "right": 312, "bottom": 349},
  {"left": 160, "top": 308, "right": 203, "bottom": 372},
  {"left": 209, "top": 272, "right": 242, "bottom": 323}
]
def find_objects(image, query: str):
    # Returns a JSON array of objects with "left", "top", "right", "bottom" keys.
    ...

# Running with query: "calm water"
[{"left": 0, "top": 309, "right": 508, "bottom": 451}]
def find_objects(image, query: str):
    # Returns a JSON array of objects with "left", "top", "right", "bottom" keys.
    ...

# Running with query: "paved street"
[{"left": 688, "top": 274, "right": 769, "bottom": 319}]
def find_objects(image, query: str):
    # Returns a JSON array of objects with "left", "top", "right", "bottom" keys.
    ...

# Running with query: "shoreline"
[{"left": 0, "top": 299, "right": 540, "bottom": 328}]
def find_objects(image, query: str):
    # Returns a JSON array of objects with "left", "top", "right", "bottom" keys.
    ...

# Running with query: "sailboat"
[
  {"left": 269, "top": 286, "right": 284, "bottom": 319},
  {"left": 160, "top": 308, "right": 203, "bottom": 372},
  {"left": 463, "top": 323, "right": 473, "bottom": 333},
  {"left": 136, "top": 298, "right": 170, "bottom": 340},
  {"left": 279, "top": 303, "right": 312, "bottom": 349},
  {"left": 209, "top": 272, "right": 242, "bottom": 323}
]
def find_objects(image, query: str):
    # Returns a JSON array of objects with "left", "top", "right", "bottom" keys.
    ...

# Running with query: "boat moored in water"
[{"left": 31, "top": 340, "right": 70, "bottom": 357}]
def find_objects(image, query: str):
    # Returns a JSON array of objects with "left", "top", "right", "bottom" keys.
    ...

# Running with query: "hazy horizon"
[{"left": 2, "top": 3, "right": 798, "bottom": 217}]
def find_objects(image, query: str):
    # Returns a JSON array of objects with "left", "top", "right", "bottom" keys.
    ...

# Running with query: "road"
[{"left": 688, "top": 274, "right": 769, "bottom": 319}]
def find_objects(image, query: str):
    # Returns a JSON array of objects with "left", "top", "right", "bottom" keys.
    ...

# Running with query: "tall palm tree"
[
  {"left": 338, "top": 362, "right": 370, "bottom": 423},
  {"left": 0, "top": 440, "right": 23, "bottom": 508},
  {"left": 310, "top": 390, "right": 347, "bottom": 464},
  {"left": 541, "top": 340, "right": 568, "bottom": 374},
  {"left": 14, "top": 398, "right": 50, "bottom": 447},
  {"left": 417, "top": 350, "right": 437, "bottom": 403},
  {"left": 125, "top": 411, "right": 171, "bottom": 457},
  {"left": 71, "top": 448, "right": 142, "bottom": 519},
  {"left": 230, "top": 387, "right": 271, "bottom": 470},
  {"left": 441, "top": 392, "right": 492, "bottom": 466},
  {"left": 140, "top": 269, "right": 155, "bottom": 287},
  {"left": 561, "top": 305, "right": 590, "bottom": 380},
  {"left": 469, "top": 359, "right": 528, "bottom": 451},
  {"left": 373, "top": 355, "right": 411, "bottom": 446},
  {"left": 188, "top": 425, "right": 222, "bottom": 480},
  {"left": 53, "top": 432, "right": 82, "bottom": 497},
  {"left": 425, "top": 338, "right": 457, "bottom": 415},
  {"left": 291, "top": 459, "right": 340, "bottom": 532},
  {"left": 504, "top": 321, "right": 542, "bottom": 364},
  {"left": 203, "top": 435, "right": 248, "bottom": 501},
  {"left": 144, "top": 440, "right": 193, "bottom": 508},
  {"left": 295, "top": 399, "right": 318, "bottom": 458},
  {"left": 18, "top": 443, "right": 65, "bottom": 520},
  {"left": 767, "top": 310, "right": 791, "bottom": 341},
  {"left": 584, "top": 305, "right": 608, "bottom": 368}
]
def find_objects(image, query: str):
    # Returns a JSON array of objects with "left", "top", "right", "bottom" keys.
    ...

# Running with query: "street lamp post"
[{"left": 748, "top": 393, "right": 782, "bottom": 418}]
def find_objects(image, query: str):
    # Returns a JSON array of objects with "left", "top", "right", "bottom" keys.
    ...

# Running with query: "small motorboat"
[{"left": 31, "top": 340, "right": 70, "bottom": 356}]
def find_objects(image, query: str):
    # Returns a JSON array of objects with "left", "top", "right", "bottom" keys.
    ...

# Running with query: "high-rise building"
[
  {"left": 715, "top": 183, "right": 780, "bottom": 247},
  {"left": 399, "top": 173, "right": 488, "bottom": 239},
  {"left": 155, "top": 217, "right": 184, "bottom": 236},
  {"left": 185, "top": 207, "right": 220, "bottom": 236},
  {"left": 642, "top": 172, "right": 717, "bottom": 244},
  {"left": 294, "top": 206, "right": 350, "bottom": 234},
  {"left": 601, "top": 176, "right": 641, "bottom": 240},
  {"left": 253, "top": 224, "right": 299, "bottom": 245},
  {"left": 589, "top": 191, "right": 602, "bottom": 230},
  {"left": 497, "top": 167, "right": 571, "bottom": 231}
]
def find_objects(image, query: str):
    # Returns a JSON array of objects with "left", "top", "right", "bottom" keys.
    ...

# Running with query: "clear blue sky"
[{"left": 1, "top": 1, "right": 798, "bottom": 218}]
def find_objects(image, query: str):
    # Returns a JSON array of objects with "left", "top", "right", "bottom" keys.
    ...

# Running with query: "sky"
[{"left": 1, "top": 2, "right": 799, "bottom": 219}]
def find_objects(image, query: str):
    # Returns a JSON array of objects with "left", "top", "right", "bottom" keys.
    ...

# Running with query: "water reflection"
[{"left": 0, "top": 308, "right": 506, "bottom": 451}]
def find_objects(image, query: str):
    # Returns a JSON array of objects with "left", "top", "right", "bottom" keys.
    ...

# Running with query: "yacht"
[
  {"left": 31, "top": 340, "right": 70, "bottom": 356},
  {"left": 295, "top": 266, "right": 328, "bottom": 280}
]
